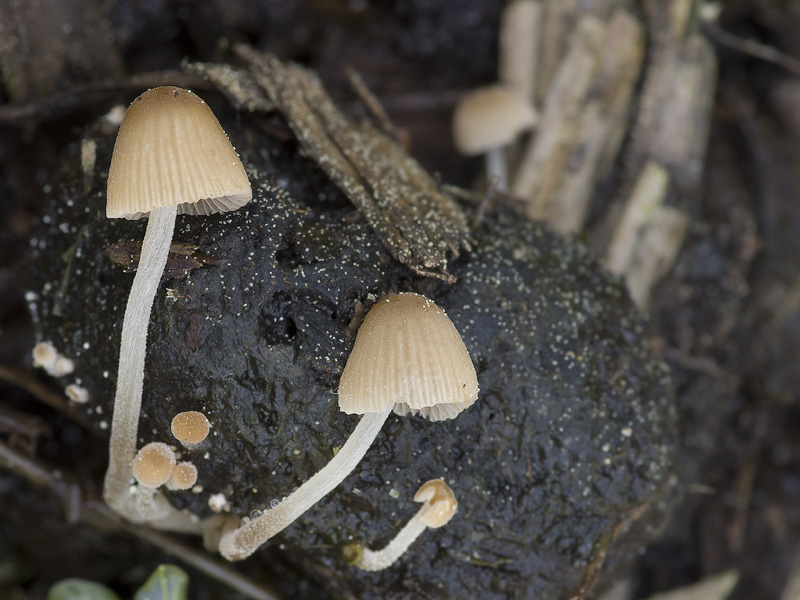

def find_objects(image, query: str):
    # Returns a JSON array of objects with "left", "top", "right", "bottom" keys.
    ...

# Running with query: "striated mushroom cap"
[
  {"left": 338, "top": 292, "right": 478, "bottom": 422},
  {"left": 106, "top": 86, "right": 252, "bottom": 220},
  {"left": 414, "top": 478, "right": 458, "bottom": 528}
]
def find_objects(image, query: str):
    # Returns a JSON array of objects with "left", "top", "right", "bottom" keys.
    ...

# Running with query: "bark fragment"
[{"left": 235, "top": 46, "right": 472, "bottom": 282}]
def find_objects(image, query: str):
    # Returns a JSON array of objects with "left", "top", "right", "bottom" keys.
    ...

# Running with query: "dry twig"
[
  {"left": 0, "top": 439, "right": 281, "bottom": 600},
  {"left": 235, "top": 45, "right": 471, "bottom": 282}
]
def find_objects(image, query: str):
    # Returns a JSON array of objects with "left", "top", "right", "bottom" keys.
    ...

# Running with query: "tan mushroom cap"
[
  {"left": 338, "top": 292, "right": 479, "bottom": 422},
  {"left": 132, "top": 442, "right": 176, "bottom": 487},
  {"left": 414, "top": 478, "right": 458, "bottom": 528},
  {"left": 452, "top": 84, "right": 537, "bottom": 155},
  {"left": 107, "top": 86, "right": 252, "bottom": 219},
  {"left": 171, "top": 411, "right": 210, "bottom": 446},
  {"left": 32, "top": 341, "right": 57, "bottom": 368},
  {"left": 168, "top": 461, "right": 198, "bottom": 490}
]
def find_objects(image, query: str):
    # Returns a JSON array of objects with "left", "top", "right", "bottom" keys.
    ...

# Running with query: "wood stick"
[
  {"left": 624, "top": 205, "right": 689, "bottom": 310},
  {"left": 605, "top": 161, "right": 670, "bottom": 276},
  {"left": 499, "top": 0, "right": 543, "bottom": 103},
  {"left": 510, "top": 15, "right": 605, "bottom": 218},
  {"left": 550, "top": 10, "right": 645, "bottom": 234}
]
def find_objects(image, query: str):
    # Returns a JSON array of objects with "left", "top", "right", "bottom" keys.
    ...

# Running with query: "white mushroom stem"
[
  {"left": 355, "top": 513, "right": 430, "bottom": 571},
  {"left": 219, "top": 405, "right": 393, "bottom": 561},
  {"left": 103, "top": 204, "right": 178, "bottom": 521},
  {"left": 485, "top": 148, "right": 509, "bottom": 192},
  {"left": 133, "top": 484, "right": 176, "bottom": 521},
  {"left": 354, "top": 478, "right": 457, "bottom": 572}
]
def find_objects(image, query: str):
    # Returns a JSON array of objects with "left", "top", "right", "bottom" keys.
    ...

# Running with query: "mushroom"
[
  {"left": 65, "top": 383, "right": 89, "bottom": 404},
  {"left": 32, "top": 342, "right": 76, "bottom": 377},
  {"left": 132, "top": 442, "right": 177, "bottom": 519},
  {"left": 103, "top": 86, "right": 252, "bottom": 522},
  {"left": 167, "top": 461, "right": 198, "bottom": 491},
  {"left": 133, "top": 441, "right": 177, "bottom": 488},
  {"left": 219, "top": 292, "right": 478, "bottom": 561},
  {"left": 452, "top": 84, "right": 537, "bottom": 192},
  {"left": 54, "top": 356, "right": 75, "bottom": 376},
  {"left": 171, "top": 411, "right": 211, "bottom": 448},
  {"left": 32, "top": 341, "right": 57, "bottom": 371},
  {"left": 347, "top": 478, "right": 458, "bottom": 571}
]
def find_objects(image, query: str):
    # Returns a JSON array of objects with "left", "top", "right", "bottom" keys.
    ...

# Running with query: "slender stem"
[
  {"left": 355, "top": 513, "right": 428, "bottom": 571},
  {"left": 219, "top": 406, "right": 392, "bottom": 561},
  {"left": 103, "top": 204, "right": 177, "bottom": 521},
  {"left": 485, "top": 148, "right": 508, "bottom": 192}
]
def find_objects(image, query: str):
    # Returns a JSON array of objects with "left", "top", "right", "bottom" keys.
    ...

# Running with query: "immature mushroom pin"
[
  {"left": 171, "top": 411, "right": 210, "bottom": 448},
  {"left": 133, "top": 442, "right": 177, "bottom": 488},
  {"left": 167, "top": 461, "right": 198, "bottom": 491},
  {"left": 350, "top": 478, "right": 457, "bottom": 571},
  {"left": 131, "top": 442, "right": 177, "bottom": 519},
  {"left": 103, "top": 86, "right": 252, "bottom": 522},
  {"left": 219, "top": 292, "right": 478, "bottom": 561},
  {"left": 452, "top": 84, "right": 537, "bottom": 192}
]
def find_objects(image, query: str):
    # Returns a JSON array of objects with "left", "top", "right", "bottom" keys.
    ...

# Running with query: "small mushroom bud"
[
  {"left": 130, "top": 442, "right": 178, "bottom": 522},
  {"left": 348, "top": 479, "right": 458, "bottom": 571},
  {"left": 132, "top": 442, "right": 176, "bottom": 488},
  {"left": 171, "top": 411, "right": 210, "bottom": 448},
  {"left": 32, "top": 341, "right": 57, "bottom": 370},
  {"left": 167, "top": 461, "right": 198, "bottom": 491},
  {"left": 54, "top": 356, "right": 75, "bottom": 376},
  {"left": 65, "top": 383, "right": 89, "bottom": 404}
]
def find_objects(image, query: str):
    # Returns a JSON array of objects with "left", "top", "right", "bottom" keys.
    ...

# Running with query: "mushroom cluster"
[
  {"left": 99, "top": 87, "right": 477, "bottom": 569},
  {"left": 219, "top": 292, "right": 478, "bottom": 563},
  {"left": 132, "top": 442, "right": 198, "bottom": 510}
]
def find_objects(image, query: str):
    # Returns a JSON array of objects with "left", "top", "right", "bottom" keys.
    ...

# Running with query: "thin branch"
[
  {"left": 0, "top": 363, "right": 94, "bottom": 430},
  {"left": 0, "top": 72, "right": 209, "bottom": 124},
  {"left": 0, "top": 440, "right": 282, "bottom": 600},
  {"left": 87, "top": 504, "right": 282, "bottom": 600},
  {"left": 703, "top": 23, "right": 800, "bottom": 78},
  {"left": 344, "top": 66, "right": 400, "bottom": 143}
]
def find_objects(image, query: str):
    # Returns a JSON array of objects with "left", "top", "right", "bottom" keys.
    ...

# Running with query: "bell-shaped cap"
[
  {"left": 452, "top": 84, "right": 537, "bottom": 156},
  {"left": 107, "top": 86, "right": 252, "bottom": 219},
  {"left": 414, "top": 478, "right": 458, "bottom": 528},
  {"left": 338, "top": 292, "right": 478, "bottom": 422}
]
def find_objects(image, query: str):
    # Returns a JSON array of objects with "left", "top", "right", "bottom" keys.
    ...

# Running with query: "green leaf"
[
  {"left": 133, "top": 564, "right": 189, "bottom": 600},
  {"left": 46, "top": 578, "right": 120, "bottom": 600}
]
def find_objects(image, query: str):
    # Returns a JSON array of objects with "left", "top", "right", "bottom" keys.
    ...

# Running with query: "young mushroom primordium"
[
  {"left": 103, "top": 86, "right": 252, "bottom": 523},
  {"left": 452, "top": 84, "right": 537, "bottom": 192},
  {"left": 218, "top": 292, "right": 479, "bottom": 561},
  {"left": 131, "top": 441, "right": 177, "bottom": 516},
  {"left": 171, "top": 410, "right": 211, "bottom": 449},
  {"left": 346, "top": 478, "right": 458, "bottom": 571}
]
